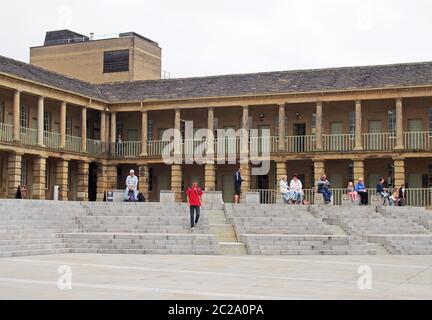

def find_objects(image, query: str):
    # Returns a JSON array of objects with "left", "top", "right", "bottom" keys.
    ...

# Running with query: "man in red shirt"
[{"left": 186, "top": 180, "right": 203, "bottom": 231}]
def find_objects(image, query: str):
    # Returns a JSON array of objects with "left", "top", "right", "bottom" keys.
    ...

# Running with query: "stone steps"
[
  {"left": 219, "top": 242, "right": 248, "bottom": 255},
  {"left": 0, "top": 248, "right": 71, "bottom": 258}
]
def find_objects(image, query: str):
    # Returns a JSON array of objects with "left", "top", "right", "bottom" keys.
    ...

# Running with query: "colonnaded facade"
[{"left": 1, "top": 29, "right": 432, "bottom": 204}]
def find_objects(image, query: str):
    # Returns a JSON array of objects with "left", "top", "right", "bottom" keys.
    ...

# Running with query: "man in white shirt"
[
  {"left": 125, "top": 169, "right": 139, "bottom": 201},
  {"left": 289, "top": 175, "right": 303, "bottom": 204}
]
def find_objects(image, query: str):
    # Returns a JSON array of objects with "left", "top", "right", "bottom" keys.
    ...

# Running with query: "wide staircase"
[
  {"left": 226, "top": 204, "right": 375, "bottom": 255},
  {"left": 311, "top": 205, "right": 432, "bottom": 255}
]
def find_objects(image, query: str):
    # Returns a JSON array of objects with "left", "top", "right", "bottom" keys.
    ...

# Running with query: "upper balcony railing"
[
  {"left": 112, "top": 141, "right": 141, "bottom": 158},
  {"left": 87, "top": 139, "right": 102, "bottom": 156},
  {"left": 20, "top": 127, "right": 38, "bottom": 146},
  {"left": 65, "top": 135, "right": 82, "bottom": 153},
  {"left": 404, "top": 131, "right": 432, "bottom": 150},
  {"left": 362, "top": 132, "right": 395, "bottom": 151},
  {"left": 44, "top": 131, "right": 61, "bottom": 150},
  {"left": 285, "top": 135, "right": 316, "bottom": 153},
  {"left": 0, "top": 123, "right": 13, "bottom": 143},
  {"left": 323, "top": 134, "right": 355, "bottom": 152}
]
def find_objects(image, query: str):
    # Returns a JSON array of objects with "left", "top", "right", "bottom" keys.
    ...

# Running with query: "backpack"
[{"left": 137, "top": 193, "right": 145, "bottom": 202}]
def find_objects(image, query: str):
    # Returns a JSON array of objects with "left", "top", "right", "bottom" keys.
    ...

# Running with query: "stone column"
[
  {"left": 100, "top": 111, "right": 106, "bottom": 154},
  {"left": 37, "top": 96, "right": 45, "bottom": 147},
  {"left": 171, "top": 164, "right": 182, "bottom": 202},
  {"left": 354, "top": 100, "right": 363, "bottom": 150},
  {"left": 110, "top": 112, "right": 117, "bottom": 155},
  {"left": 81, "top": 107, "right": 87, "bottom": 152},
  {"left": 315, "top": 102, "right": 323, "bottom": 150},
  {"left": 353, "top": 159, "right": 365, "bottom": 181},
  {"left": 395, "top": 98, "right": 404, "bottom": 149},
  {"left": 278, "top": 104, "right": 286, "bottom": 152},
  {"left": 60, "top": 101, "right": 67, "bottom": 149},
  {"left": 205, "top": 164, "right": 216, "bottom": 191},
  {"left": 174, "top": 109, "right": 182, "bottom": 159},
  {"left": 106, "top": 164, "right": 118, "bottom": 190},
  {"left": 13, "top": 90, "right": 20, "bottom": 142},
  {"left": 140, "top": 111, "right": 148, "bottom": 156},
  {"left": 96, "top": 163, "right": 107, "bottom": 201},
  {"left": 313, "top": 160, "right": 325, "bottom": 189},
  {"left": 138, "top": 164, "right": 149, "bottom": 200},
  {"left": 55, "top": 159, "right": 69, "bottom": 201},
  {"left": 393, "top": 158, "right": 405, "bottom": 187},
  {"left": 241, "top": 105, "right": 249, "bottom": 158},
  {"left": 276, "top": 160, "right": 287, "bottom": 182},
  {"left": 7, "top": 152, "right": 22, "bottom": 198},
  {"left": 240, "top": 163, "right": 250, "bottom": 194},
  {"left": 32, "top": 156, "right": 47, "bottom": 200},
  {"left": 77, "top": 161, "right": 89, "bottom": 201}
]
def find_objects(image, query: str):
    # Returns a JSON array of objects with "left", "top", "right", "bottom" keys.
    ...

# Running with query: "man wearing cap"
[{"left": 125, "top": 169, "right": 139, "bottom": 201}]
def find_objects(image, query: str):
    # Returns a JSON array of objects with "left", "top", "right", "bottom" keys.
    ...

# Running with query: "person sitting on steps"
[
  {"left": 355, "top": 178, "right": 368, "bottom": 205},
  {"left": 317, "top": 174, "right": 332, "bottom": 204}
]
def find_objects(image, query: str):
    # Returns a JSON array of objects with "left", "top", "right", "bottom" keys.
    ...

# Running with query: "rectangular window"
[
  {"left": 388, "top": 110, "right": 396, "bottom": 136},
  {"left": 148, "top": 168, "right": 153, "bottom": 192},
  {"left": 20, "top": 105, "right": 29, "bottom": 129},
  {"left": 20, "top": 159, "right": 27, "bottom": 186},
  {"left": 103, "top": 50, "right": 129, "bottom": 73},
  {"left": 45, "top": 162, "right": 49, "bottom": 190},
  {"left": 116, "top": 121, "right": 123, "bottom": 141},
  {"left": 66, "top": 116, "right": 72, "bottom": 136},
  {"left": 311, "top": 113, "right": 316, "bottom": 141},
  {"left": 148, "top": 120, "right": 153, "bottom": 141},
  {"left": 44, "top": 111, "right": 52, "bottom": 132},
  {"left": 0, "top": 98, "right": 4, "bottom": 123},
  {"left": 349, "top": 111, "right": 355, "bottom": 135}
]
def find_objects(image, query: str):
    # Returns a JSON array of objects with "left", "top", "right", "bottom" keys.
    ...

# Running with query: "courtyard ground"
[{"left": 0, "top": 254, "right": 431, "bottom": 300}]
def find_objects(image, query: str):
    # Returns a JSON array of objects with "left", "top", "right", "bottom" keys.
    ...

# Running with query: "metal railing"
[
  {"left": 148, "top": 140, "right": 171, "bottom": 157},
  {"left": 20, "top": 127, "right": 38, "bottom": 146},
  {"left": 285, "top": 135, "right": 316, "bottom": 153},
  {"left": 323, "top": 134, "right": 355, "bottom": 152},
  {"left": 43, "top": 131, "right": 61, "bottom": 150},
  {"left": 404, "top": 131, "right": 432, "bottom": 150},
  {"left": 216, "top": 137, "right": 240, "bottom": 156},
  {"left": 65, "top": 135, "right": 82, "bottom": 153},
  {"left": 250, "top": 188, "right": 432, "bottom": 207},
  {"left": 249, "top": 136, "right": 278, "bottom": 155},
  {"left": 0, "top": 123, "right": 13, "bottom": 143},
  {"left": 113, "top": 141, "right": 141, "bottom": 157},
  {"left": 87, "top": 139, "right": 102, "bottom": 156},
  {"left": 362, "top": 132, "right": 395, "bottom": 151},
  {"left": 183, "top": 139, "right": 207, "bottom": 156}
]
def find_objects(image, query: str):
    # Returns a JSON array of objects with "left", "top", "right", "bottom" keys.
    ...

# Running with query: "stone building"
[{"left": 1, "top": 29, "right": 432, "bottom": 204}]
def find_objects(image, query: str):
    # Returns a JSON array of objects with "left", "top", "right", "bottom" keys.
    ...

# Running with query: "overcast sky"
[{"left": 1, "top": 0, "right": 432, "bottom": 78}]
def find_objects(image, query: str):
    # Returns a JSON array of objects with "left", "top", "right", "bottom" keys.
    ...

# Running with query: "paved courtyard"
[{"left": 0, "top": 254, "right": 431, "bottom": 299}]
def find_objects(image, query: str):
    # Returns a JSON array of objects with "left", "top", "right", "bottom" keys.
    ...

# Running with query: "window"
[
  {"left": 148, "top": 120, "right": 153, "bottom": 141},
  {"left": 429, "top": 109, "right": 432, "bottom": 137},
  {"left": 67, "top": 164, "right": 72, "bottom": 192},
  {"left": 66, "top": 116, "right": 72, "bottom": 136},
  {"left": 20, "top": 105, "right": 29, "bottom": 129},
  {"left": 388, "top": 110, "right": 396, "bottom": 136},
  {"left": 103, "top": 50, "right": 129, "bottom": 73},
  {"left": 45, "top": 162, "right": 49, "bottom": 190},
  {"left": 0, "top": 98, "right": 4, "bottom": 123},
  {"left": 44, "top": 111, "right": 52, "bottom": 132},
  {"left": 20, "top": 159, "right": 27, "bottom": 186},
  {"left": 348, "top": 163, "right": 354, "bottom": 183},
  {"left": 349, "top": 111, "right": 355, "bottom": 135},
  {"left": 116, "top": 121, "right": 124, "bottom": 140},
  {"left": 148, "top": 168, "right": 153, "bottom": 192},
  {"left": 311, "top": 113, "right": 316, "bottom": 141}
]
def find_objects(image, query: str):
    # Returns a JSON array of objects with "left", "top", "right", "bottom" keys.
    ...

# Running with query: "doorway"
[
  {"left": 88, "top": 162, "right": 98, "bottom": 202},
  {"left": 222, "top": 175, "right": 234, "bottom": 203},
  {"left": 293, "top": 123, "right": 306, "bottom": 152}
]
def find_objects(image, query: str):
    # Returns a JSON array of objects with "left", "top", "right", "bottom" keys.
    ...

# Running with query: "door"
[
  {"left": 223, "top": 126, "right": 236, "bottom": 155},
  {"left": 368, "top": 120, "right": 382, "bottom": 150},
  {"left": 330, "top": 122, "right": 343, "bottom": 150},
  {"left": 88, "top": 163, "right": 98, "bottom": 202},
  {"left": 157, "top": 175, "right": 169, "bottom": 201},
  {"left": 222, "top": 175, "right": 235, "bottom": 203},
  {"left": 408, "top": 119, "right": 423, "bottom": 149},
  {"left": 293, "top": 123, "right": 306, "bottom": 152},
  {"left": 257, "top": 125, "right": 270, "bottom": 154}
]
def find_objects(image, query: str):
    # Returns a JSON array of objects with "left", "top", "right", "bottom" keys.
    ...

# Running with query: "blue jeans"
[
  {"left": 190, "top": 206, "right": 200, "bottom": 228},
  {"left": 319, "top": 189, "right": 332, "bottom": 202}
]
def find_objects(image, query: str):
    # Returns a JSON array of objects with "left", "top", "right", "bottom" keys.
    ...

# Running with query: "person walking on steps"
[
  {"left": 186, "top": 180, "right": 203, "bottom": 231},
  {"left": 234, "top": 168, "right": 243, "bottom": 203}
]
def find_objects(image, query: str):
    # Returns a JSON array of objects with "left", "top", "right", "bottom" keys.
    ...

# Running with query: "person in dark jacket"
[
  {"left": 234, "top": 168, "right": 243, "bottom": 203},
  {"left": 398, "top": 184, "right": 407, "bottom": 206},
  {"left": 317, "top": 174, "right": 332, "bottom": 204},
  {"left": 376, "top": 178, "right": 391, "bottom": 205}
]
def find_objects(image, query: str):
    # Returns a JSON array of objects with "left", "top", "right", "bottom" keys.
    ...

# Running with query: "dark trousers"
[
  {"left": 319, "top": 189, "right": 332, "bottom": 202},
  {"left": 190, "top": 206, "right": 200, "bottom": 227},
  {"left": 358, "top": 191, "right": 368, "bottom": 205}
]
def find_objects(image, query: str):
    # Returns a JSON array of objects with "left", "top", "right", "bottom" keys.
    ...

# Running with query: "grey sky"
[{"left": 1, "top": 0, "right": 432, "bottom": 78}]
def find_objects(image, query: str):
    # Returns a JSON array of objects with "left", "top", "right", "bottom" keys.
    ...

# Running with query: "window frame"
[{"left": 103, "top": 50, "right": 130, "bottom": 73}]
